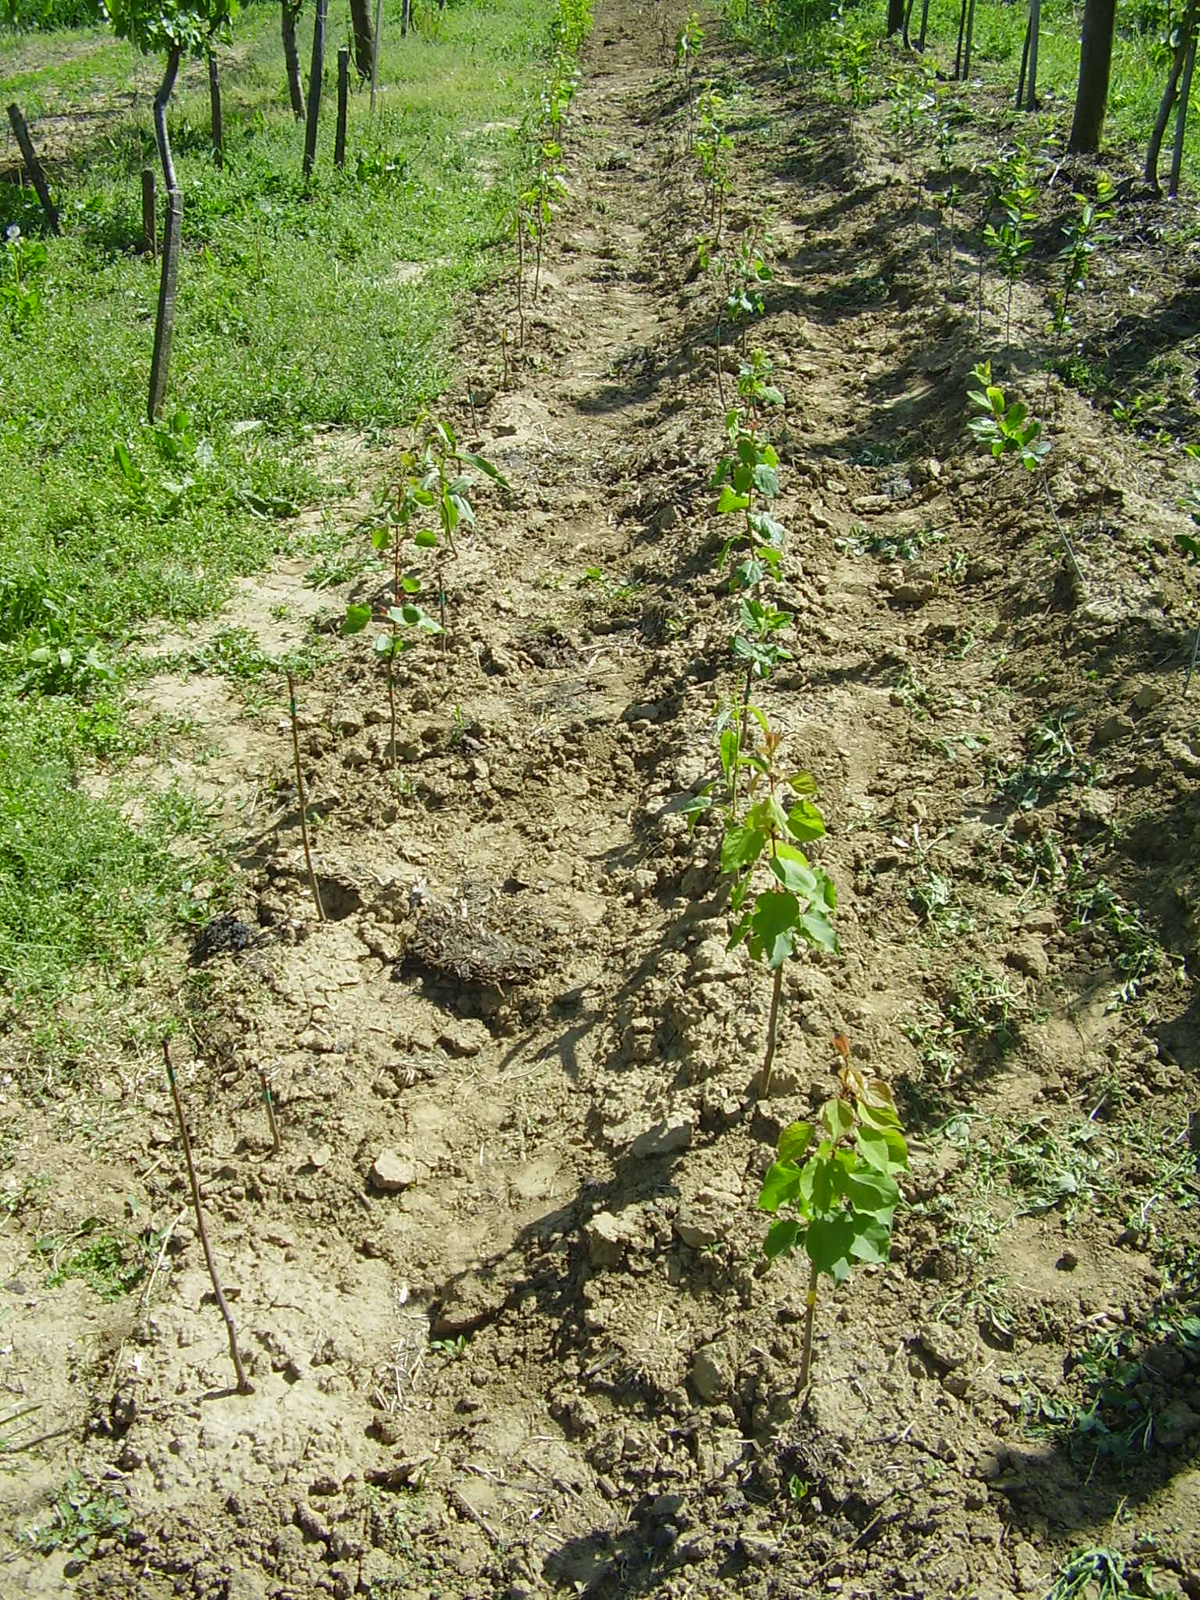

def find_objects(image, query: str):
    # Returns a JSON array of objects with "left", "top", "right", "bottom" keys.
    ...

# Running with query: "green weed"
[
  {"left": 21, "top": 1470, "right": 129, "bottom": 1561},
  {"left": 996, "top": 712, "right": 1093, "bottom": 810},
  {"left": 837, "top": 525, "right": 943, "bottom": 562},
  {"left": 36, "top": 1216, "right": 156, "bottom": 1300}
]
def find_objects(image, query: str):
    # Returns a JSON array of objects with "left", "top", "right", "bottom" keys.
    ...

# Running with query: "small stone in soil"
[{"left": 370, "top": 1150, "right": 416, "bottom": 1192}]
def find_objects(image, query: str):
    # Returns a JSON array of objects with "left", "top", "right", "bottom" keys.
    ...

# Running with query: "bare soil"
[{"left": 3, "top": 5, "right": 1200, "bottom": 1598}]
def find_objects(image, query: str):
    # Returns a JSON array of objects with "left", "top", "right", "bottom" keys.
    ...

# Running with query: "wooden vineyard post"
[
  {"left": 336, "top": 46, "right": 349, "bottom": 169},
  {"left": 208, "top": 51, "right": 224, "bottom": 169},
  {"left": 370, "top": 0, "right": 383, "bottom": 111},
  {"left": 5, "top": 103, "right": 60, "bottom": 235},
  {"left": 303, "top": 0, "right": 329, "bottom": 181},
  {"left": 148, "top": 49, "right": 183, "bottom": 422},
  {"left": 1169, "top": 25, "right": 1198, "bottom": 198},
  {"left": 282, "top": 0, "right": 305, "bottom": 121},
  {"left": 141, "top": 168, "right": 157, "bottom": 258}
]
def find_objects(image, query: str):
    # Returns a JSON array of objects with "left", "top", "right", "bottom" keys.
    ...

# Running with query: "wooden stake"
[
  {"left": 148, "top": 49, "right": 182, "bottom": 422},
  {"left": 303, "top": 0, "right": 330, "bottom": 181},
  {"left": 208, "top": 51, "right": 224, "bottom": 169},
  {"left": 370, "top": 0, "right": 384, "bottom": 111},
  {"left": 1169, "top": 28, "right": 1197, "bottom": 198},
  {"left": 163, "top": 1040, "right": 253, "bottom": 1395},
  {"left": 335, "top": 47, "right": 349, "bottom": 169},
  {"left": 5, "top": 103, "right": 60, "bottom": 235},
  {"left": 141, "top": 167, "right": 157, "bottom": 259},
  {"left": 286, "top": 671, "right": 325, "bottom": 921}
]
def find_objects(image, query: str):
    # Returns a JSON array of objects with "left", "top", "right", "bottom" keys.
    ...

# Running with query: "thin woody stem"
[
  {"left": 163, "top": 1040, "right": 253, "bottom": 1394},
  {"left": 286, "top": 671, "right": 325, "bottom": 921},
  {"left": 798, "top": 1258, "right": 819, "bottom": 1388}
]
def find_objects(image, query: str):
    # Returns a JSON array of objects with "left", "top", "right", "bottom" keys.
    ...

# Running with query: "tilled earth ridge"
[{"left": 3, "top": 3, "right": 1200, "bottom": 1597}]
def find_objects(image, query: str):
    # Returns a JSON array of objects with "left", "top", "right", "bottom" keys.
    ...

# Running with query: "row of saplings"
[{"left": 158, "top": 0, "right": 904, "bottom": 1402}]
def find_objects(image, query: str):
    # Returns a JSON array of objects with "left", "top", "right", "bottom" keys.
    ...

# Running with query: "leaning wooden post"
[
  {"left": 335, "top": 46, "right": 349, "bottom": 168},
  {"left": 208, "top": 50, "right": 224, "bottom": 168},
  {"left": 369, "top": 0, "right": 383, "bottom": 111},
  {"left": 148, "top": 48, "right": 183, "bottom": 423},
  {"left": 141, "top": 167, "right": 157, "bottom": 258},
  {"left": 303, "top": 0, "right": 329, "bottom": 180},
  {"left": 5, "top": 103, "right": 60, "bottom": 235}
]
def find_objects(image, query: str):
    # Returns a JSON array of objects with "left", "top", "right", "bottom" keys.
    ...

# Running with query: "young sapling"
[
  {"left": 348, "top": 417, "right": 507, "bottom": 738},
  {"left": 687, "top": 712, "right": 836, "bottom": 1100},
  {"left": 983, "top": 186, "right": 1036, "bottom": 347},
  {"left": 757, "top": 1035, "right": 908, "bottom": 1386},
  {"left": 967, "top": 361, "right": 1048, "bottom": 471},
  {"left": 1043, "top": 175, "right": 1113, "bottom": 413},
  {"left": 967, "top": 362, "right": 1087, "bottom": 596}
]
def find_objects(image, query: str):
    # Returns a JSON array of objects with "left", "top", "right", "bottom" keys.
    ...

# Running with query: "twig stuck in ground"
[
  {"left": 286, "top": 670, "right": 325, "bottom": 921},
  {"left": 163, "top": 1039, "right": 253, "bottom": 1395},
  {"left": 259, "top": 1068, "right": 282, "bottom": 1154}
]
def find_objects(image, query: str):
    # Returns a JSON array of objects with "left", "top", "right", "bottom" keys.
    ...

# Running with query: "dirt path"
[{"left": 4, "top": 2, "right": 1200, "bottom": 1596}]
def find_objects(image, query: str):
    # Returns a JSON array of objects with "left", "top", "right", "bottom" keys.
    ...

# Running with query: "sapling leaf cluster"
[
  {"left": 983, "top": 186, "right": 1036, "bottom": 347},
  {"left": 967, "top": 361, "right": 1049, "bottom": 471},
  {"left": 687, "top": 712, "right": 837, "bottom": 1100},
  {"left": 758, "top": 1039, "right": 909, "bottom": 1386},
  {"left": 676, "top": 10, "right": 704, "bottom": 82},
  {"left": 346, "top": 415, "right": 507, "bottom": 763}
]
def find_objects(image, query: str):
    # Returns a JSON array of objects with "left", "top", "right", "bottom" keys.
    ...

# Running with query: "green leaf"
[
  {"left": 820, "top": 1098, "right": 855, "bottom": 1141},
  {"left": 414, "top": 529, "right": 438, "bottom": 548},
  {"left": 719, "top": 726, "right": 738, "bottom": 781},
  {"left": 717, "top": 485, "right": 750, "bottom": 514},
  {"left": 788, "top": 771, "right": 818, "bottom": 796},
  {"left": 778, "top": 1120, "right": 815, "bottom": 1165},
  {"left": 841, "top": 1164, "right": 901, "bottom": 1222},
  {"left": 400, "top": 576, "right": 422, "bottom": 594},
  {"left": 848, "top": 1214, "right": 893, "bottom": 1265},
  {"left": 799, "top": 907, "right": 838, "bottom": 953},
  {"left": 753, "top": 462, "right": 779, "bottom": 499},
  {"left": 786, "top": 798, "right": 826, "bottom": 843},
  {"left": 342, "top": 603, "right": 372, "bottom": 635},
  {"left": 764, "top": 1218, "right": 801, "bottom": 1259},
  {"left": 750, "top": 889, "right": 799, "bottom": 969},
  {"left": 805, "top": 1214, "right": 856, "bottom": 1283},
  {"left": 854, "top": 1125, "right": 891, "bottom": 1173},
  {"left": 758, "top": 1161, "right": 802, "bottom": 1212},
  {"left": 457, "top": 451, "right": 510, "bottom": 488},
  {"left": 769, "top": 852, "right": 818, "bottom": 896},
  {"left": 721, "top": 825, "right": 766, "bottom": 874}
]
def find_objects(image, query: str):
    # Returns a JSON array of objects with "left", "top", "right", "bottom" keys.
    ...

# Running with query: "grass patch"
[
  {"left": 0, "top": 0, "right": 556, "bottom": 1041},
  {"left": 0, "top": 690, "right": 212, "bottom": 1035}
]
